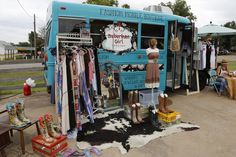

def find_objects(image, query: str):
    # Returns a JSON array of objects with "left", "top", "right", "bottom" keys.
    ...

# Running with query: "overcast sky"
[{"left": 0, "top": 0, "right": 235, "bottom": 43}]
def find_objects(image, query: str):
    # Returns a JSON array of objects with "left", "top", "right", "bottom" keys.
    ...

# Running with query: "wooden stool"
[
  {"left": 0, "top": 125, "right": 11, "bottom": 157},
  {"left": 0, "top": 115, "right": 40, "bottom": 155}
]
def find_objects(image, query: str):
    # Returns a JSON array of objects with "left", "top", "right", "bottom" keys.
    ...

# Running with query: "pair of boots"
[
  {"left": 6, "top": 101, "right": 31, "bottom": 127},
  {"left": 38, "top": 114, "right": 61, "bottom": 143},
  {"left": 128, "top": 91, "right": 144, "bottom": 124},
  {"left": 158, "top": 93, "right": 173, "bottom": 114},
  {"left": 108, "top": 87, "right": 119, "bottom": 100}
]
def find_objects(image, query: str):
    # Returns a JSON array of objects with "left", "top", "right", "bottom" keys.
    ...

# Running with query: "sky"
[{"left": 0, "top": 0, "right": 235, "bottom": 43}]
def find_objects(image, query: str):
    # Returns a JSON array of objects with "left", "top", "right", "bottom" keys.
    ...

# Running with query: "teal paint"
[{"left": 45, "top": 1, "right": 190, "bottom": 91}]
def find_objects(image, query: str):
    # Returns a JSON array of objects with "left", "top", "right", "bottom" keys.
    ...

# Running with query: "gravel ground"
[{"left": 0, "top": 89, "right": 235, "bottom": 157}]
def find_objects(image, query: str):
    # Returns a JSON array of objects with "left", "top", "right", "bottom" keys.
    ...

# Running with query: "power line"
[{"left": 16, "top": 0, "right": 32, "bottom": 17}]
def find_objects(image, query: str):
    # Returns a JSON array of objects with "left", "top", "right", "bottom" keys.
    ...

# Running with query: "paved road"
[
  {"left": 0, "top": 63, "right": 43, "bottom": 70},
  {"left": 217, "top": 55, "right": 236, "bottom": 62}
]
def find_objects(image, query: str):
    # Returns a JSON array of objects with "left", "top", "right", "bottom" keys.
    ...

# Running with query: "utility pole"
[{"left": 34, "top": 14, "right": 37, "bottom": 59}]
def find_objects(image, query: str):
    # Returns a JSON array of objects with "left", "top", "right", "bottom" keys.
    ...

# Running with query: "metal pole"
[{"left": 34, "top": 14, "right": 37, "bottom": 59}]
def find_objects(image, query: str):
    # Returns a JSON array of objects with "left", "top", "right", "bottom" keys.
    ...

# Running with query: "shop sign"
[{"left": 101, "top": 23, "right": 137, "bottom": 55}]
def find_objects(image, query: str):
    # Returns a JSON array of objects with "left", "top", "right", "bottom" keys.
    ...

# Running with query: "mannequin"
[
  {"left": 145, "top": 39, "right": 162, "bottom": 129},
  {"left": 145, "top": 39, "right": 160, "bottom": 88}
]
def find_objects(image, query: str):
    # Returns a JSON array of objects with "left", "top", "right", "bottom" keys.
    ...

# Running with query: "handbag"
[{"left": 170, "top": 37, "right": 180, "bottom": 52}]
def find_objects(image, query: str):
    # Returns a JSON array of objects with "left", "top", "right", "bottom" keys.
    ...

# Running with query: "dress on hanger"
[{"left": 145, "top": 48, "right": 160, "bottom": 88}]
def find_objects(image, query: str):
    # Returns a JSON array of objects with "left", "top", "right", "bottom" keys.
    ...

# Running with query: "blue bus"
[{"left": 45, "top": 1, "right": 195, "bottom": 107}]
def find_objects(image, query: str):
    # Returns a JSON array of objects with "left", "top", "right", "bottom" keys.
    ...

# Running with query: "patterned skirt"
[{"left": 145, "top": 63, "right": 160, "bottom": 88}]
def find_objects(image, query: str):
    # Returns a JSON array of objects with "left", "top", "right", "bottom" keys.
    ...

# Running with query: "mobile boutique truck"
[{"left": 45, "top": 1, "right": 197, "bottom": 109}]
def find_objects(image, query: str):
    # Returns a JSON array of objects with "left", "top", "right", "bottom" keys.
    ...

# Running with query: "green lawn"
[
  {"left": 0, "top": 80, "right": 45, "bottom": 87},
  {"left": 0, "top": 71, "right": 42, "bottom": 79},
  {"left": 229, "top": 61, "right": 236, "bottom": 71},
  {"left": 0, "top": 70, "right": 46, "bottom": 95},
  {"left": 0, "top": 87, "right": 46, "bottom": 95}
]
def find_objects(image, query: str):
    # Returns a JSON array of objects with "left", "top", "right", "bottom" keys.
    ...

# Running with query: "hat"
[{"left": 221, "top": 59, "right": 228, "bottom": 64}]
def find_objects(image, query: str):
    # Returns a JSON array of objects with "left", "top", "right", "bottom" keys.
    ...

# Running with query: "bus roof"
[{"left": 47, "top": 0, "right": 190, "bottom": 24}]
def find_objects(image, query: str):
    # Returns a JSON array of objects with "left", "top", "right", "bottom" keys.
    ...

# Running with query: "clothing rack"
[{"left": 56, "top": 33, "right": 93, "bottom": 64}]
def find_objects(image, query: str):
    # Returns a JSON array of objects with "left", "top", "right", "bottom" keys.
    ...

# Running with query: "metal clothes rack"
[{"left": 56, "top": 33, "right": 93, "bottom": 64}]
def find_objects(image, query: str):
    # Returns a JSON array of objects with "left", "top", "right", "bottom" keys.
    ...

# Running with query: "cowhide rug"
[{"left": 77, "top": 109, "right": 200, "bottom": 154}]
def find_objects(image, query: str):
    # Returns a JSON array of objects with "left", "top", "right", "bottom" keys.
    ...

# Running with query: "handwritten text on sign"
[{"left": 102, "top": 24, "right": 132, "bottom": 52}]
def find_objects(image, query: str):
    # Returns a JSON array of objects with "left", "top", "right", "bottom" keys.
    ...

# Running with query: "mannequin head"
[{"left": 149, "top": 39, "right": 158, "bottom": 49}]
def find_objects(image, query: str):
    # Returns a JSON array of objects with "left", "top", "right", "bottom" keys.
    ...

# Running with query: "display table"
[
  {"left": 226, "top": 76, "right": 236, "bottom": 99},
  {"left": 0, "top": 115, "right": 40, "bottom": 155},
  {"left": 0, "top": 125, "right": 11, "bottom": 157}
]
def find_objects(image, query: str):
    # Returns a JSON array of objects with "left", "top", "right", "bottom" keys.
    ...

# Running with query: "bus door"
[{"left": 166, "top": 21, "right": 195, "bottom": 91}]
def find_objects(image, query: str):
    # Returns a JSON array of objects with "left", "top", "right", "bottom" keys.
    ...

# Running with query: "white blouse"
[{"left": 146, "top": 48, "right": 159, "bottom": 56}]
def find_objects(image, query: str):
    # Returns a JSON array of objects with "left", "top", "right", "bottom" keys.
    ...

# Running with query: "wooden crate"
[
  {"left": 158, "top": 111, "right": 181, "bottom": 123},
  {"left": 32, "top": 135, "right": 67, "bottom": 157}
]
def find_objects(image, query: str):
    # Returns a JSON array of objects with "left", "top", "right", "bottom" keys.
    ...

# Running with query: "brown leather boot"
[
  {"left": 128, "top": 91, "right": 133, "bottom": 105},
  {"left": 108, "top": 87, "right": 114, "bottom": 99},
  {"left": 164, "top": 94, "right": 173, "bottom": 113},
  {"left": 135, "top": 103, "right": 144, "bottom": 123},
  {"left": 158, "top": 93, "right": 167, "bottom": 113}
]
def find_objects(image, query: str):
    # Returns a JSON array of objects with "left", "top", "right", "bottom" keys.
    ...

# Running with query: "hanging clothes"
[
  {"left": 66, "top": 54, "right": 76, "bottom": 130},
  {"left": 201, "top": 43, "right": 207, "bottom": 70},
  {"left": 54, "top": 45, "right": 97, "bottom": 135},
  {"left": 61, "top": 55, "right": 70, "bottom": 135},
  {"left": 206, "top": 43, "right": 211, "bottom": 69},
  {"left": 210, "top": 45, "right": 216, "bottom": 69}
]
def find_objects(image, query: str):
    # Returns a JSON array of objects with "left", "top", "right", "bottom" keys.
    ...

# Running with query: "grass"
[
  {"left": 0, "top": 71, "right": 42, "bottom": 79},
  {"left": 0, "top": 70, "right": 45, "bottom": 95},
  {"left": 0, "top": 80, "right": 45, "bottom": 87},
  {"left": 229, "top": 61, "right": 236, "bottom": 71},
  {"left": 0, "top": 87, "right": 46, "bottom": 95}
]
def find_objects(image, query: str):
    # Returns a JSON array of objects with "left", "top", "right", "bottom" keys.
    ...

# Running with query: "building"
[{"left": 0, "top": 40, "right": 16, "bottom": 56}]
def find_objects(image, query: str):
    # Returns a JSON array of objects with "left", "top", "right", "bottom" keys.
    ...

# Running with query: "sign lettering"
[{"left": 100, "top": 9, "right": 164, "bottom": 22}]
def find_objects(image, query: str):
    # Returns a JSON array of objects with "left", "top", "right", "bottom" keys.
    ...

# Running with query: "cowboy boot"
[
  {"left": 15, "top": 102, "right": 31, "bottom": 124},
  {"left": 133, "top": 91, "right": 144, "bottom": 122},
  {"left": 6, "top": 103, "right": 25, "bottom": 127},
  {"left": 128, "top": 91, "right": 133, "bottom": 105},
  {"left": 108, "top": 87, "right": 114, "bottom": 99},
  {"left": 164, "top": 94, "right": 173, "bottom": 113},
  {"left": 113, "top": 87, "right": 119, "bottom": 98},
  {"left": 131, "top": 104, "right": 139, "bottom": 124},
  {"left": 44, "top": 114, "right": 61, "bottom": 139},
  {"left": 158, "top": 93, "right": 167, "bottom": 113},
  {"left": 38, "top": 116, "right": 54, "bottom": 143},
  {"left": 135, "top": 103, "right": 144, "bottom": 123}
]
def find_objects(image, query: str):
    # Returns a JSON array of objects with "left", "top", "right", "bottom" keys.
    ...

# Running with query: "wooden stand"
[
  {"left": 32, "top": 135, "right": 67, "bottom": 157},
  {"left": 0, "top": 115, "right": 40, "bottom": 155},
  {"left": 0, "top": 125, "right": 11, "bottom": 157}
]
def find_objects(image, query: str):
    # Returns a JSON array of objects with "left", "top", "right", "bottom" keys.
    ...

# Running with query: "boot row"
[
  {"left": 6, "top": 100, "right": 31, "bottom": 127},
  {"left": 38, "top": 114, "right": 61, "bottom": 143}
]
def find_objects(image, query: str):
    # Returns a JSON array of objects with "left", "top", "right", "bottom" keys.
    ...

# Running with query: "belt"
[{"left": 148, "top": 59, "right": 157, "bottom": 63}]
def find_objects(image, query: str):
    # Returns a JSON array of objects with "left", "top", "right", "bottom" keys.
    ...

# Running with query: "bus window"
[
  {"left": 141, "top": 24, "right": 164, "bottom": 49},
  {"left": 90, "top": 20, "right": 138, "bottom": 49},
  {"left": 58, "top": 17, "right": 86, "bottom": 33},
  {"left": 90, "top": 19, "right": 113, "bottom": 48}
]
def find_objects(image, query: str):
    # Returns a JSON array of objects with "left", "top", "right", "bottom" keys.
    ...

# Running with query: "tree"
[
  {"left": 85, "top": 0, "right": 118, "bottom": 7},
  {"left": 17, "top": 42, "right": 30, "bottom": 47},
  {"left": 160, "top": 0, "right": 197, "bottom": 22},
  {"left": 38, "top": 26, "right": 46, "bottom": 41},
  {"left": 28, "top": 31, "right": 44, "bottom": 52},
  {"left": 121, "top": 4, "right": 130, "bottom": 9},
  {"left": 224, "top": 21, "right": 236, "bottom": 29},
  {"left": 220, "top": 21, "right": 236, "bottom": 50}
]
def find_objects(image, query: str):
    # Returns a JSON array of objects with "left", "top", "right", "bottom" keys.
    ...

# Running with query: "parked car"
[
  {"left": 23, "top": 54, "right": 32, "bottom": 59},
  {"left": 218, "top": 49, "right": 231, "bottom": 55}
]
